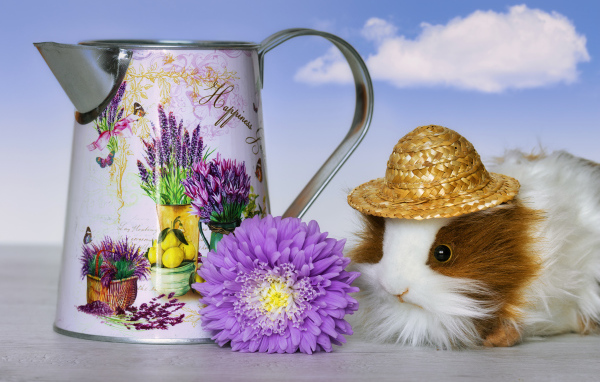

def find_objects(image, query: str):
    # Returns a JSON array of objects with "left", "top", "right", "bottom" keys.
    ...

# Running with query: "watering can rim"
[{"left": 79, "top": 39, "right": 260, "bottom": 50}]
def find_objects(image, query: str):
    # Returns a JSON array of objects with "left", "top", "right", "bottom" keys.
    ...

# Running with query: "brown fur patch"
[
  {"left": 482, "top": 320, "right": 522, "bottom": 347},
  {"left": 347, "top": 213, "right": 385, "bottom": 264},
  {"left": 426, "top": 199, "right": 544, "bottom": 342}
]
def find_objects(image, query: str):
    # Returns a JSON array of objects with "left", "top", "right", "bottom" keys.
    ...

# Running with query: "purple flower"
[
  {"left": 158, "top": 105, "right": 171, "bottom": 164},
  {"left": 99, "top": 81, "right": 126, "bottom": 125},
  {"left": 142, "top": 140, "right": 156, "bottom": 169},
  {"left": 176, "top": 120, "right": 183, "bottom": 146},
  {"left": 156, "top": 137, "right": 164, "bottom": 168},
  {"left": 137, "top": 106, "right": 205, "bottom": 205},
  {"left": 195, "top": 215, "right": 360, "bottom": 354},
  {"left": 78, "top": 294, "right": 186, "bottom": 330},
  {"left": 190, "top": 125, "right": 199, "bottom": 164},
  {"left": 137, "top": 160, "right": 149, "bottom": 184},
  {"left": 168, "top": 112, "right": 177, "bottom": 136},
  {"left": 115, "top": 80, "right": 126, "bottom": 104},
  {"left": 182, "top": 130, "right": 190, "bottom": 168},
  {"left": 182, "top": 154, "right": 251, "bottom": 224},
  {"left": 175, "top": 128, "right": 182, "bottom": 167},
  {"left": 122, "top": 294, "right": 185, "bottom": 330},
  {"left": 109, "top": 104, "right": 116, "bottom": 127},
  {"left": 78, "top": 301, "right": 114, "bottom": 316},
  {"left": 81, "top": 236, "right": 150, "bottom": 287},
  {"left": 195, "top": 135, "right": 204, "bottom": 164},
  {"left": 187, "top": 125, "right": 204, "bottom": 166}
]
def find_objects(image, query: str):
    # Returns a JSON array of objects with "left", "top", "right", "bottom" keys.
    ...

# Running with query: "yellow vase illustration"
[{"left": 151, "top": 204, "right": 200, "bottom": 296}]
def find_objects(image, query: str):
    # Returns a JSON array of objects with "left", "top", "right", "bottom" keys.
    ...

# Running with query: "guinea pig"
[{"left": 347, "top": 125, "right": 600, "bottom": 349}]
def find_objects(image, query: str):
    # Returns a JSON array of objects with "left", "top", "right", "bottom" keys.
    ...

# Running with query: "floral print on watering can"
[{"left": 35, "top": 30, "right": 373, "bottom": 343}]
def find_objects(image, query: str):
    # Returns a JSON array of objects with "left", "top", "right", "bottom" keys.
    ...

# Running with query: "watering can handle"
[{"left": 258, "top": 29, "right": 374, "bottom": 219}]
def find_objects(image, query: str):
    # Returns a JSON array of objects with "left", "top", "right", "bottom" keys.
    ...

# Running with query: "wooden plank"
[{"left": 1, "top": 246, "right": 599, "bottom": 382}]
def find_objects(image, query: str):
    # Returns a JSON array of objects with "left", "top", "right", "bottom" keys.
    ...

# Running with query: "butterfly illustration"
[
  {"left": 83, "top": 227, "right": 92, "bottom": 244},
  {"left": 96, "top": 151, "right": 115, "bottom": 168},
  {"left": 255, "top": 158, "right": 263, "bottom": 182},
  {"left": 133, "top": 102, "right": 146, "bottom": 117},
  {"left": 253, "top": 102, "right": 258, "bottom": 113}
]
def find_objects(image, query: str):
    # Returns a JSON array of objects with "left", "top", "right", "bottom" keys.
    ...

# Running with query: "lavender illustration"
[
  {"left": 137, "top": 104, "right": 208, "bottom": 205},
  {"left": 182, "top": 153, "right": 251, "bottom": 250},
  {"left": 87, "top": 81, "right": 133, "bottom": 167},
  {"left": 80, "top": 236, "right": 150, "bottom": 287},
  {"left": 78, "top": 292, "right": 186, "bottom": 330}
]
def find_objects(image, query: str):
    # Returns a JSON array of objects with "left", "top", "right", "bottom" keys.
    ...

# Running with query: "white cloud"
[
  {"left": 295, "top": 5, "right": 590, "bottom": 92},
  {"left": 361, "top": 17, "right": 398, "bottom": 43},
  {"left": 294, "top": 46, "right": 353, "bottom": 85}
]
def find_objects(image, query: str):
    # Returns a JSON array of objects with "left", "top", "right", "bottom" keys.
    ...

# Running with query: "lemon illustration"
[
  {"left": 180, "top": 242, "right": 197, "bottom": 260},
  {"left": 148, "top": 246, "right": 157, "bottom": 264},
  {"left": 162, "top": 247, "right": 184, "bottom": 268},
  {"left": 161, "top": 232, "right": 180, "bottom": 251}
]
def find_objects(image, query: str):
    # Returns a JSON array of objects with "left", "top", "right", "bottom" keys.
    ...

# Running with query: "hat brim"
[{"left": 347, "top": 173, "right": 520, "bottom": 220}]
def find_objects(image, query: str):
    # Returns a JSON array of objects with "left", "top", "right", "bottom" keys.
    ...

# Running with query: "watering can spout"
[{"left": 34, "top": 42, "right": 132, "bottom": 124}]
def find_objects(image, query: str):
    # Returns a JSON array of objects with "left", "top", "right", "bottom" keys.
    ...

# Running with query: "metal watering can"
[{"left": 35, "top": 29, "right": 373, "bottom": 343}]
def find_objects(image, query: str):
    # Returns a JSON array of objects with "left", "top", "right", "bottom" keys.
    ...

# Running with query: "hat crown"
[{"left": 382, "top": 125, "right": 491, "bottom": 201}]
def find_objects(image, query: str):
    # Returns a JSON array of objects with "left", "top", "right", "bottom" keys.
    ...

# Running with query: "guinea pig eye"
[{"left": 433, "top": 245, "right": 452, "bottom": 262}]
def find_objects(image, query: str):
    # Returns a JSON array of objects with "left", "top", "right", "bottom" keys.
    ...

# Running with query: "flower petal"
[{"left": 198, "top": 215, "right": 357, "bottom": 354}]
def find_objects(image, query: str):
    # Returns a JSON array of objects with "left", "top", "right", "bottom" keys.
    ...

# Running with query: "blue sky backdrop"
[{"left": 1, "top": 0, "right": 598, "bottom": 245}]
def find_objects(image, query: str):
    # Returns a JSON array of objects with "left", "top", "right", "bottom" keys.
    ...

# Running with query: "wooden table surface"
[{"left": 1, "top": 245, "right": 599, "bottom": 382}]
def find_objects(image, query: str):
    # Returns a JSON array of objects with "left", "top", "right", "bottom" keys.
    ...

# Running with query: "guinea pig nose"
[{"left": 396, "top": 288, "right": 409, "bottom": 303}]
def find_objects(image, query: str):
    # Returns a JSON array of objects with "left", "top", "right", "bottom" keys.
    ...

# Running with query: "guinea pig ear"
[{"left": 348, "top": 213, "right": 385, "bottom": 264}]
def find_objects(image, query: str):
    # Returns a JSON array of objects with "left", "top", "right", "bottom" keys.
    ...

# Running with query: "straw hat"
[{"left": 347, "top": 125, "right": 520, "bottom": 219}]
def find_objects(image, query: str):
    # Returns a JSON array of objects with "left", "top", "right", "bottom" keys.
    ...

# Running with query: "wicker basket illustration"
[{"left": 86, "top": 275, "right": 138, "bottom": 312}]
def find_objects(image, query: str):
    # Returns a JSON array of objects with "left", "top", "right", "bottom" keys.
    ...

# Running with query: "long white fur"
[
  {"left": 352, "top": 150, "right": 600, "bottom": 347},
  {"left": 495, "top": 151, "right": 600, "bottom": 336}
]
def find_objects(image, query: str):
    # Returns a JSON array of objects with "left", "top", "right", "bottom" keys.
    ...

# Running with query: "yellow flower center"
[{"left": 260, "top": 281, "right": 290, "bottom": 312}]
